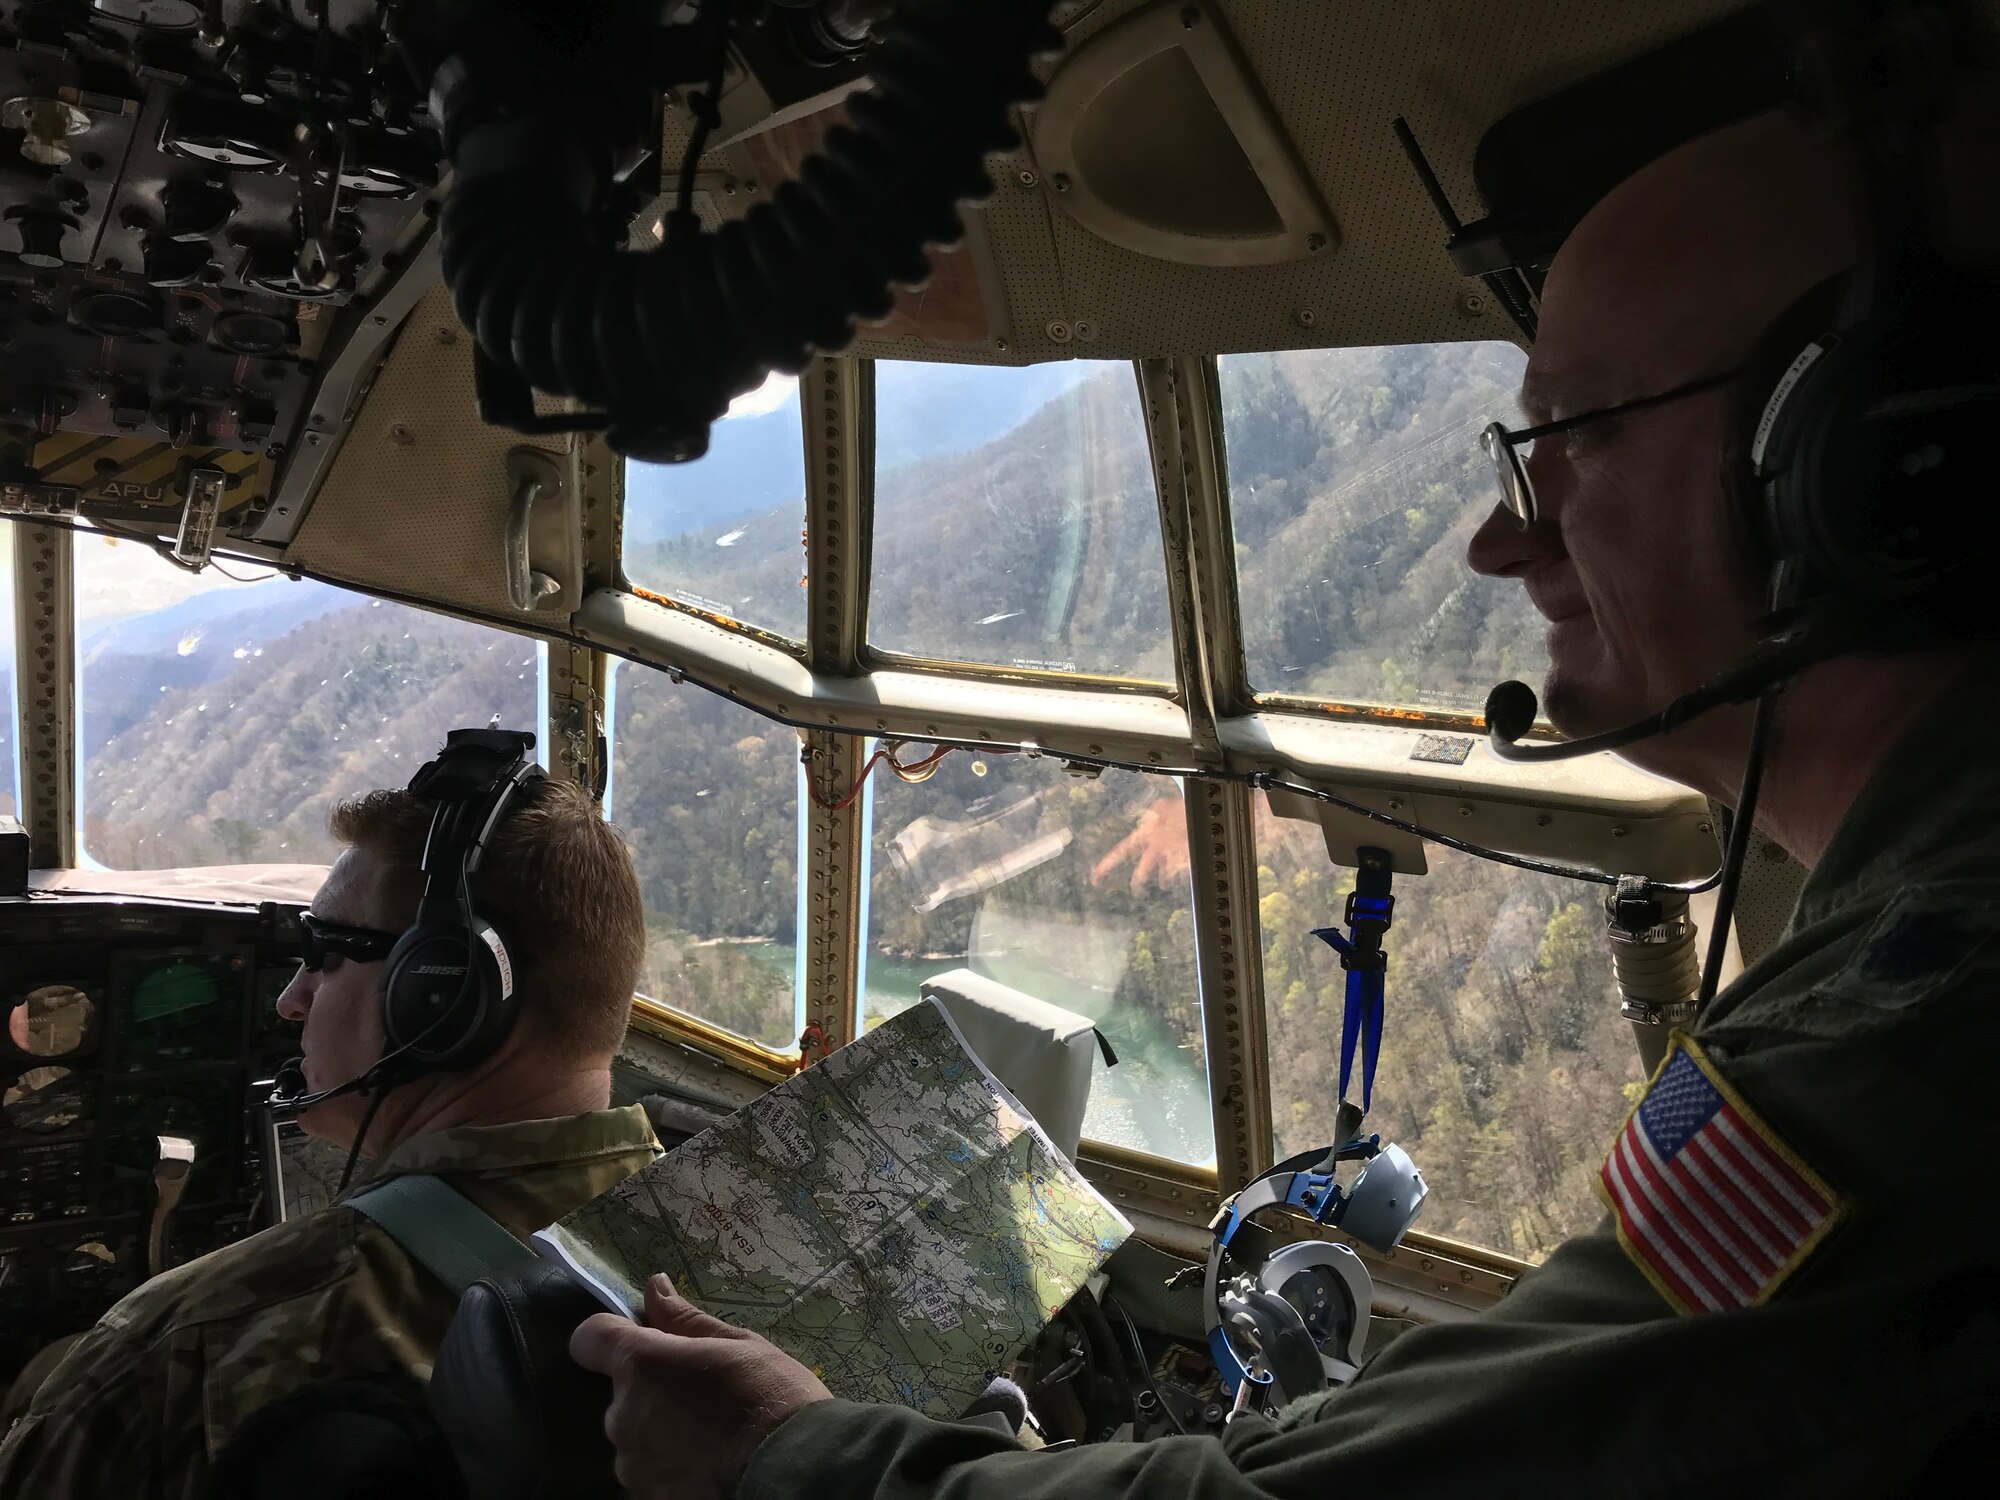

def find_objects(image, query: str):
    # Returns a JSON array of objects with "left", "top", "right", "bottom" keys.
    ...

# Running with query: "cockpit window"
[
  {"left": 867, "top": 361, "right": 1174, "bottom": 682},
  {"left": 73, "top": 534, "right": 540, "bottom": 869},
  {"left": 1220, "top": 343, "right": 1549, "bottom": 712},
  {"left": 864, "top": 751, "right": 1212, "bottom": 1167},
  {"left": 1256, "top": 798, "right": 1634, "bottom": 1262},
  {"left": 621, "top": 372, "right": 809, "bottom": 644},
  {"left": 1, "top": 526, "right": 17, "bottom": 819},
  {"left": 606, "top": 661, "right": 802, "bottom": 1052}
]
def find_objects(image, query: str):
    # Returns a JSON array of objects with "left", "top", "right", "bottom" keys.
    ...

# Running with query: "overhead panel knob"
[{"left": 5, "top": 207, "right": 76, "bottom": 269}]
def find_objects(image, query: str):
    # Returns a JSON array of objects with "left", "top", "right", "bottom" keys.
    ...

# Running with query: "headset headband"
[{"left": 407, "top": 728, "right": 543, "bottom": 906}]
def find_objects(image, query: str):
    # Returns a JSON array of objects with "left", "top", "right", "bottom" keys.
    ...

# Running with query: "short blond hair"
[{"left": 329, "top": 777, "right": 643, "bottom": 1060}]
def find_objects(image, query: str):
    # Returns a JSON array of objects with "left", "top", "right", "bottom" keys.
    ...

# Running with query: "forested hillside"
[
  {"left": 64, "top": 338, "right": 1643, "bottom": 1261},
  {"left": 77, "top": 600, "right": 540, "bottom": 868}
]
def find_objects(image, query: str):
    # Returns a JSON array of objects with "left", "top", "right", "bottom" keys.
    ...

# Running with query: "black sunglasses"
[
  {"left": 1480, "top": 367, "right": 1745, "bottom": 528},
  {"left": 299, "top": 912, "right": 401, "bottom": 972}
]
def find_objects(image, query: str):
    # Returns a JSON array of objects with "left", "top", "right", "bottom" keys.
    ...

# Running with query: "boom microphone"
[
  {"left": 1481, "top": 679, "right": 1671, "bottom": 763},
  {"left": 267, "top": 1057, "right": 373, "bottom": 1113},
  {"left": 1482, "top": 680, "right": 1540, "bottom": 746},
  {"left": 1483, "top": 619, "right": 1849, "bottom": 764}
]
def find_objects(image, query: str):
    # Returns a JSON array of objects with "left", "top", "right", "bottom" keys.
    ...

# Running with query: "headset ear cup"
[
  {"left": 380, "top": 924, "right": 511, "bottom": 1072},
  {"left": 1767, "top": 316, "right": 1995, "bottom": 623}
]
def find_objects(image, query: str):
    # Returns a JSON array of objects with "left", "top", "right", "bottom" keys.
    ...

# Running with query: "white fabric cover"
[{"left": 918, "top": 968, "right": 1103, "bottom": 1160}]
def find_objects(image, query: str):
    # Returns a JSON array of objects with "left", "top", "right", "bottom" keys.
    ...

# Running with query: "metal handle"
[{"left": 503, "top": 447, "right": 565, "bottom": 612}]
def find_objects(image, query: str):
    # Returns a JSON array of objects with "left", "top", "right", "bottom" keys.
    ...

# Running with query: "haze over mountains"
[{"left": 623, "top": 361, "right": 1094, "bottom": 546}]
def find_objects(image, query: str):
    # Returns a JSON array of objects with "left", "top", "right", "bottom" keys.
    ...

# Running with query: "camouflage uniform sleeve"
[{"left": 0, "top": 1318, "right": 209, "bottom": 1500}]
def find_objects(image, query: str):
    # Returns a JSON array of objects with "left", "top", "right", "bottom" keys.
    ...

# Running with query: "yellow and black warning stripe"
[{"left": 30, "top": 435, "right": 265, "bottom": 507}]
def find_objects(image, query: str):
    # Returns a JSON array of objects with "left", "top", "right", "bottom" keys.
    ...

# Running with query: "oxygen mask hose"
[{"left": 430, "top": 0, "right": 1065, "bottom": 462}]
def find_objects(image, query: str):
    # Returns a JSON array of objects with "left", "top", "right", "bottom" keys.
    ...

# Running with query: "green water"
[
  {"left": 711, "top": 941, "right": 1214, "bottom": 1167},
  {"left": 859, "top": 948, "right": 1214, "bottom": 1168}
]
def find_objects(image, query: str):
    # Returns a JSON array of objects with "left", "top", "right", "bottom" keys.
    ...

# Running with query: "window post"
[
  {"left": 546, "top": 640, "right": 609, "bottom": 798},
  {"left": 1141, "top": 354, "right": 1272, "bottom": 1190},
  {"left": 797, "top": 356, "right": 871, "bottom": 1052},
  {"left": 11, "top": 524, "right": 74, "bottom": 867}
]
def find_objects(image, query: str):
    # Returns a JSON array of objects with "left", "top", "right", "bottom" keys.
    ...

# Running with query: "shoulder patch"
[
  {"left": 1596, "top": 1034, "right": 1844, "bottom": 1316},
  {"left": 1827, "top": 890, "right": 2000, "bottom": 1010}
]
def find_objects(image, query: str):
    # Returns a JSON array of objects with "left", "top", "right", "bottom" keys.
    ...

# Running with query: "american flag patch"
[{"left": 1598, "top": 1035, "right": 1843, "bottom": 1315}]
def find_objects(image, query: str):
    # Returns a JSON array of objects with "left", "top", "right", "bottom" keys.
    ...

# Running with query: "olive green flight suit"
[
  {"left": 738, "top": 696, "right": 2000, "bottom": 1497},
  {"left": 0, "top": 1105, "right": 659, "bottom": 1500}
]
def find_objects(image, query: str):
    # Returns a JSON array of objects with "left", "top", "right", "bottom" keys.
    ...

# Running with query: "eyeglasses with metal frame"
[
  {"left": 299, "top": 912, "right": 401, "bottom": 972},
  {"left": 1480, "top": 367, "right": 1745, "bottom": 529}
]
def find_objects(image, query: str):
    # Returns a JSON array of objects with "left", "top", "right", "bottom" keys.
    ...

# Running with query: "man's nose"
[
  {"left": 1468, "top": 499, "right": 1558, "bottom": 578},
  {"left": 274, "top": 968, "right": 313, "bottom": 1023}
]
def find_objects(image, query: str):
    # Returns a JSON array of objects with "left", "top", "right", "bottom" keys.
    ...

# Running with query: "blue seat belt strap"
[
  {"left": 1309, "top": 847, "right": 1396, "bottom": 1116},
  {"left": 346, "top": 1172, "right": 537, "bottom": 1298}
]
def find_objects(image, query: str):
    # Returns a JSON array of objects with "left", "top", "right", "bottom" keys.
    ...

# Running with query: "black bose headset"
[
  {"left": 378, "top": 727, "right": 545, "bottom": 1076},
  {"left": 272, "top": 728, "right": 544, "bottom": 1114},
  {"left": 1738, "top": 7, "right": 2000, "bottom": 643}
]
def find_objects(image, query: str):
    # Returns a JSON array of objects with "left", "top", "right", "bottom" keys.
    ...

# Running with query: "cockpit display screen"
[{"left": 112, "top": 951, "right": 252, "bottom": 1070}]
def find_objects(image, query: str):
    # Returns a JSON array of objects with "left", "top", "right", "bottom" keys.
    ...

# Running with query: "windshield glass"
[
  {"left": 622, "top": 372, "right": 808, "bottom": 642},
  {"left": 865, "top": 751, "right": 1211, "bottom": 1165},
  {"left": 868, "top": 361, "right": 1173, "bottom": 680},
  {"left": 1221, "top": 342, "right": 1547, "bottom": 711},
  {"left": 73, "top": 534, "right": 541, "bottom": 868},
  {"left": 606, "top": 661, "right": 802, "bottom": 1052},
  {"left": 1256, "top": 795, "right": 1636, "bottom": 1261}
]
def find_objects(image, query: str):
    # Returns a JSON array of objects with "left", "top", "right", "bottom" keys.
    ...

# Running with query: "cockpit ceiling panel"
[
  {"left": 689, "top": 0, "right": 1758, "bottom": 365},
  {"left": 283, "top": 284, "right": 579, "bottom": 625}
]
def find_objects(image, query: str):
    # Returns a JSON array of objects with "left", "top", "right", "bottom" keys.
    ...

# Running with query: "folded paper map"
[{"left": 533, "top": 997, "right": 1131, "bottom": 1417}]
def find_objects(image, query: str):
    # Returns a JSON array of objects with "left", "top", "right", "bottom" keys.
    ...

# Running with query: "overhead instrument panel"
[
  {"left": 0, "top": 0, "right": 441, "bottom": 540},
  {"left": 0, "top": 888, "right": 307, "bottom": 1385}
]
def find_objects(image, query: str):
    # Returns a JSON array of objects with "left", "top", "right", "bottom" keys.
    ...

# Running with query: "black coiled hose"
[{"left": 436, "top": 0, "right": 1063, "bottom": 462}]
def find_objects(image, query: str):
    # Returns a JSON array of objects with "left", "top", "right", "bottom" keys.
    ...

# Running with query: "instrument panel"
[{"left": 0, "top": 886, "right": 306, "bottom": 1385}]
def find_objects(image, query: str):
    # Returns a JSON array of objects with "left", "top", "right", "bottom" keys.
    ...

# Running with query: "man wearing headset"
[
  {"left": 568, "top": 31, "right": 2000, "bottom": 1500},
  {"left": 0, "top": 745, "right": 659, "bottom": 1498}
]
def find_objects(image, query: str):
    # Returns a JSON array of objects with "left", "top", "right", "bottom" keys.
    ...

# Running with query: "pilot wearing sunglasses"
[{"left": 0, "top": 773, "right": 660, "bottom": 1499}]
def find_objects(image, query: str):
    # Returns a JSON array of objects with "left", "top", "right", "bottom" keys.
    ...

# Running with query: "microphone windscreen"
[
  {"left": 1484, "top": 680, "right": 1540, "bottom": 744},
  {"left": 269, "top": 1059, "right": 307, "bottom": 1105}
]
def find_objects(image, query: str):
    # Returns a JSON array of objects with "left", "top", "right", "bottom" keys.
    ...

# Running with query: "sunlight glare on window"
[
  {"left": 864, "top": 751, "right": 1212, "bottom": 1166},
  {"left": 73, "top": 534, "right": 540, "bottom": 869},
  {"left": 1254, "top": 795, "right": 1636, "bottom": 1262},
  {"left": 606, "top": 661, "right": 802, "bottom": 1052},
  {"left": 622, "top": 371, "right": 808, "bottom": 642},
  {"left": 869, "top": 361, "right": 1173, "bottom": 680},
  {"left": 1221, "top": 343, "right": 1548, "bottom": 710}
]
